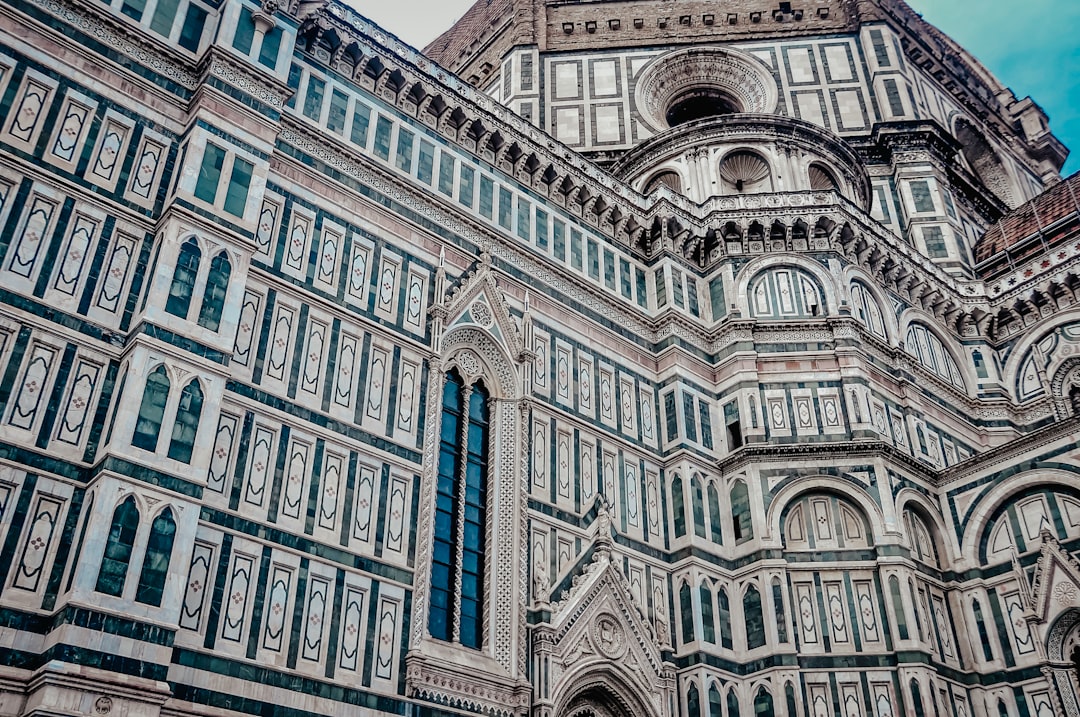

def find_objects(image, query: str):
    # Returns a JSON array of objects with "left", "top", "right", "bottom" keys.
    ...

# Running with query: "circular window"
[
  {"left": 665, "top": 88, "right": 741, "bottom": 126},
  {"left": 635, "top": 47, "right": 779, "bottom": 131}
]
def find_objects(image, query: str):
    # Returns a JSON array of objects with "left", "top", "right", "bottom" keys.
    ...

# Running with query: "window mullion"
[{"left": 450, "top": 382, "right": 473, "bottom": 644}]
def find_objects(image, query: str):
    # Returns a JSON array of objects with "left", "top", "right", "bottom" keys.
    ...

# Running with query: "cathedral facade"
[{"left": 0, "top": 0, "right": 1078, "bottom": 716}]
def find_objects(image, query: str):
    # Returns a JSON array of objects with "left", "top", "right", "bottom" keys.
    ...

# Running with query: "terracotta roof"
[
  {"left": 975, "top": 172, "right": 1080, "bottom": 267},
  {"left": 423, "top": 0, "right": 513, "bottom": 67}
]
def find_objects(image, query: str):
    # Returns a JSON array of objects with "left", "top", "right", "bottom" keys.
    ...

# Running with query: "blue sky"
[
  {"left": 906, "top": 0, "right": 1078, "bottom": 175},
  {"left": 356, "top": 0, "right": 1078, "bottom": 175}
]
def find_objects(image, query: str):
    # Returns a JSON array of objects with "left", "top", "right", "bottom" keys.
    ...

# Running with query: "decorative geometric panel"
[
  {"left": 646, "top": 469, "right": 660, "bottom": 538},
  {"left": 532, "top": 418, "right": 547, "bottom": 490},
  {"left": 207, "top": 412, "right": 239, "bottom": 495},
  {"left": 352, "top": 463, "right": 378, "bottom": 544},
  {"left": 53, "top": 358, "right": 101, "bottom": 447},
  {"left": 253, "top": 195, "right": 281, "bottom": 262},
  {"left": 403, "top": 267, "right": 426, "bottom": 332},
  {"left": 220, "top": 553, "right": 255, "bottom": 643},
  {"left": 88, "top": 116, "right": 133, "bottom": 190},
  {"left": 300, "top": 575, "right": 330, "bottom": 663},
  {"left": 748, "top": 267, "right": 822, "bottom": 318},
  {"left": 263, "top": 302, "right": 295, "bottom": 384},
  {"left": 824, "top": 581, "right": 849, "bottom": 644},
  {"left": 299, "top": 319, "right": 327, "bottom": 398},
  {"left": 6, "top": 192, "right": 58, "bottom": 281},
  {"left": 7, "top": 342, "right": 58, "bottom": 431},
  {"left": 556, "top": 430, "right": 571, "bottom": 501},
  {"left": 317, "top": 449, "right": 344, "bottom": 532},
  {"left": 261, "top": 564, "right": 293, "bottom": 652},
  {"left": 598, "top": 367, "right": 615, "bottom": 425},
  {"left": 345, "top": 236, "right": 373, "bottom": 307},
  {"left": 243, "top": 424, "right": 276, "bottom": 508},
  {"left": 854, "top": 581, "right": 881, "bottom": 643},
  {"left": 279, "top": 437, "right": 311, "bottom": 520},
  {"left": 374, "top": 254, "right": 400, "bottom": 320},
  {"left": 11, "top": 494, "right": 63, "bottom": 592},
  {"left": 555, "top": 344, "right": 571, "bottom": 405},
  {"left": 337, "top": 585, "right": 366, "bottom": 672},
  {"left": 179, "top": 541, "right": 214, "bottom": 631},
  {"left": 48, "top": 93, "right": 95, "bottom": 166},
  {"left": 579, "top": 438, "right": 595, "bottom": 500},
  {"left": 364, "top": 346, "right": 389, "bottom": 423},
  {"left": 282, "top": 212, "right": 313, "bottom": 279},
  {"left": 532, "top": 331, "right": 549, "bottom": 394},
  {"left": 93, "top": 232, "right": 139, "bottom": 316},
  {"left": 373, "top": 593, "right": 399, "bottom": 681},
  {"left": 3, "top": 74, "right": 55, "bottom": 147},
  {"left": 578, "top": 355, "right": 593, "bottom": 415},
  {"left": 126, "top": 136, "right": 167, "bottom": 202},
  {"left": 395, "top": 358, "right": 419, "bottom": 435},
  {"left": 331, "top": 331, "right": 360, "bottom": 411},
  {"left": 51, "top": 213, "right": 101, "bottom": 298},
  {"left": 624, "top": 458, "right": 640, "bottom": 529},
  {"left": 795, "top": 582, "right": 818, "bottom": 644},
  {"left": 232, "top": 290, "right": 262, "bottom": 368},
  {"left": 620, "top": 377, "right": 636, "bottom": 435},
  {"left": 314, "top": 224, "right": 343, "bottom": 293},
  {"left": 382, "top": 474, "right": 409, "bottom": 556}
]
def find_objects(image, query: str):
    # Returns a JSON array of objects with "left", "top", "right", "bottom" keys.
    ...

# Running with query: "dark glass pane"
[
  {"left": 132, "top": 366, "right": 170, "bottom": 451},
  {"left": 232, "top": 7, "right": 256, "bottom": 54},
  {"left": 258, "top": 26, "right": 281, "bottom": 68},
  {"left": 671, "top": 475, "right": 686, "bottom": 538},
  {"left": 194, "top": 143, "right": 225, "bottom": 204},
  {"left": 167, "top": 380, "right": 203, "bottom": 463},
  {"left": 197, "top": 252, "right": 231, "bottom": 331},
  {"left": 95, "top": 497, "right": 139, "bottom": 596},
  {"left": 744, "top": 586, "right": 765, "bottom": 649},
  {"left": 178, "top": 5, "right": 206, "bottom": 51},
  {"left": 700, "top": 583, "right": 715, "bottom": 643},
  {"left": 135, "top": 509, "right": 176, "bottom": 605},
  {"left": 149, "top": 0, "right": 179, "bottom": 37},
  {"left": 166, "top": 239, "right": 201, "bottom": 318},
  {"left": 224, "top": 156, "right": 253, "bottom": 217}
]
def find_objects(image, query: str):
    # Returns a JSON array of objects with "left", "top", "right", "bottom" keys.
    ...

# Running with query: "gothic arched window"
[
  {"left": 96, "top": 496, "right": 139, "bottom": 596},
  {"left": 910, "top": 679, "right": 927, "bottom": 717},
  {"left": 167, "top": 379, "right": 203, "bottom": 463},
  {"left": 688, "top": 684, "right": 701, "bottom": 717},
  {"left": 708, "top": 483, "right": 723, "bottom": 545},
  {"left": 972, "top": 598, "right": 994, "bottom": 662},
  {"left": 709, "top": 685, "right": 723, "bottom": 717},
  {"left": 136, "top": 508, "right": 176, "bottom": 606},
  {"left": 680, "top": 581, "right": 694, "bottom": 645},
  {"left": 672, "top": 474, "right": 687, "bottom": 538},
  {"left": 428, "top": 370, "right": 490, "bottom": 650},
  {"left": 166, "top": 239, "right": 201, "bottom": 319},
  {"left": 784, "top": 683, "right": 798, "bottom": 717},
  {"left": 718, "top": 587, "right": 733, "bottom": 649},
  {"left": 889, "top": 575, "right": 909, "bottom": 640},
  {"left": 692, "top": 475, "right": 707, "bottom": 538},
  {"left": 744, "top": 585, "right": 765, "bottom": 649},
  {"left": 730, "top": 481, "right": 753, "bottom": 543},
  {"left": 700, "top": 582, "right": 715, "bottom": 644},
  {"left": 773, "top": 579, "right": 788, "bottom": 643},
  {"left": 197, "top": 251, "right": 231, "bottom": 331},
  {"left": 727, "top": 691, "right": 740, "bottom": 717},
  {"left": 133, "top": 365, "right": 170, "bottom": 452},
  {"left": 753, "top": 687, "right": 773, "bottom": 717}
]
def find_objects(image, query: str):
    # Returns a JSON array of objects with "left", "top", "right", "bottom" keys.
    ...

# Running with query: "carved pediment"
[
  {"left": 535, "top": 541, "right": 673, "bottom": 717},
  {"left": 437, "top": 253, "right": 526, "bottom": 363},
  {"left": 1029, "top": 530, "right": 1080, "bottom": 622}
]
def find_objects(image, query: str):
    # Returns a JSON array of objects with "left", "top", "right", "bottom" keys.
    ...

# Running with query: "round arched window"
[{"left": 808, "top": 164, "right": 839, "bottom": 192}]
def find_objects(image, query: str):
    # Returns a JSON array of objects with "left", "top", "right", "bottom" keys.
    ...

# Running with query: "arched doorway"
[
  {"left": 553, "top": 669, "right": 663, "bottom": 717},
  {"left": 563, "top": 686, "right": 634, "bottom": 717},
  {"left": 1046, "top": 608, "right": 1080, "bottom": 717}
]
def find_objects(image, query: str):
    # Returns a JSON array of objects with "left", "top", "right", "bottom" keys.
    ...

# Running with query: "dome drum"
[{"left": 613, "top": 114, "right": 871, "bottom": 208}]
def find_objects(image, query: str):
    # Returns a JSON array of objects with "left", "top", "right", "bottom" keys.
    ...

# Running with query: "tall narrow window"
[
  {"left": 133, "top": 365, "right": 170, "bottom": 451},
  {"left": 889, "top": 575, "right": 909, "bottom": 640},
  {"left": 166, "top": 239, "right": 201, "bottom": 318},
  {"left": 178, "top": 5, "right": 207, "bottom": 52},
  {"left": 167, "top": 380, "right": 203, "bottom": 463},
  {"left": 136, "top": 508, "right": 176, "bottom": 606},
  {"left": 700, "top": 582, "right": 715, "bottom": 643},
  {"left": 727, "top": 691, "right": 740, "bottom": 717},
  {"left": 973, "top": 599, "right": 995, "bottom": 661},
  {"left": 910, "top": 680, "right": 926, "bottom": 717},
  {"left": 718, "top": 587, "right": 733, "bottom": 649},
  {"left": 680, "top": 582, "right": 694, "bottom": 645},
  {"left": 709, "top": 685, "right": 723, "bottom": 717},
  {"left": 96, "top": 497, "right": 139, "bottom": 596},
  {"left": 427, "top": 370, "right": 490, "bottom": 650},
  {"left": 773, "top": 579, "right": 788, "bottom": 643},
  {"left": 753, "top": 688, "right": 773, "bottom": 717},
  {"left": 223, "top": 157, "right": 253, "bottom": 217},
  {"left": 197, "top": 252, "right": 231, "bottom": 331},
  {"left": 194, "top": 143, "right": 225, "bottom": 204},
  {"left": 744, "top": 585, "right": 765, "bottom": 649},
  {"left": 731, "top": 481, "right": 753, "bottom": 543},
  {"left": 687, "top": 685, "right": 701, "bottom": 717},
  {"left": 672, "top": 474, "right": 687, "bottom": 538},
  {"left": 708, "top": 483, "right": 723, "bottom": 545},
  {"left": 785, "top": 684, "right": 797, "bottom": 717},
  {"left": 692, "top": 475, "right": 707, "bottom": 538},
  {"left": 258, "top": 26, "right": 282, "bottom": 69}
]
